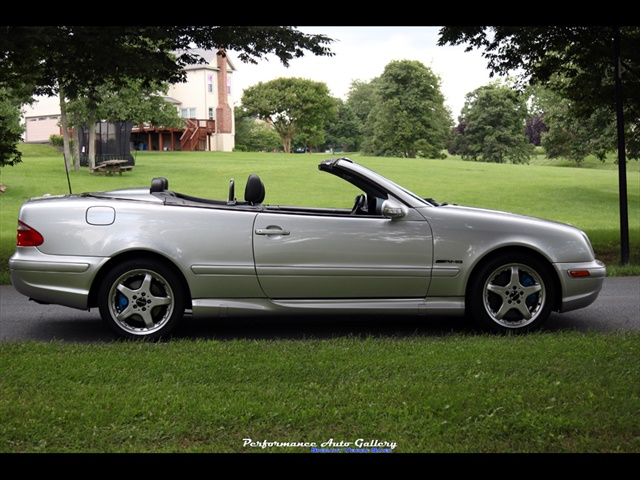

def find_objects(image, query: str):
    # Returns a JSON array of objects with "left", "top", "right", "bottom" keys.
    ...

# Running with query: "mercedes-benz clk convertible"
[{"left": 9, "top": 157, "right": 606, "bottom": 340}]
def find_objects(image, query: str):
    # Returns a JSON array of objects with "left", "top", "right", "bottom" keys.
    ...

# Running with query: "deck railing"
[{"left": 180, "top": 119, "right": 215, "bottom": 151}]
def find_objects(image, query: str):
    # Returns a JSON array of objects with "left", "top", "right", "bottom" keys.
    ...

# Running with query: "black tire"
[
  {"left": 468, "top": 253, "right": 556, "bottom": 333},
  {"left": 98, "top": 258, "right": 186, "bottom": 340}
]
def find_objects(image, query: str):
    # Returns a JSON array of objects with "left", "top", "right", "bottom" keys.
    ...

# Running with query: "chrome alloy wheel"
[
  {"left": 482, "top": 263, "right": 546, "bottom": 329},
  {"left": 107, "top": 268, "right": 175, "bottom": 336}
]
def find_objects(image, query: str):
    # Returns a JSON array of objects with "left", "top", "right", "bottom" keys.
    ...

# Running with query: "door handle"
[{"left": 255, "top": 228, "right": 290, "bottom": 236}]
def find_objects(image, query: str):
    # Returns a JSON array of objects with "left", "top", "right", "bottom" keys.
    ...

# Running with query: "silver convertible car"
[{"left": 10, "top": 157, "right": 606, "bottom": 340}]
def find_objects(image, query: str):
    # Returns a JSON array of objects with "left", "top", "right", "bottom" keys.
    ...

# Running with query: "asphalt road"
[{"left": 1, "top": 277, "right": 638, "bottom": 342}]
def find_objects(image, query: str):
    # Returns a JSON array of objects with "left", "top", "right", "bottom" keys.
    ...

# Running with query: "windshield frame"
[{"left": 319, "top": 158, "right": 436, "bottom": 208}]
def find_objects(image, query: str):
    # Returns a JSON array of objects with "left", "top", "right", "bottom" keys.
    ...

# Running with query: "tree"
[
  {"left": 524, "top": 115, "right": 548, "bottom": 147},
  {"left": 438, "top": 27, "right": 640, "bottom": 155},
  {"left": 457, "top": 82, "right": 534, "bottom": 164},
  {"left": 58, "top": 86, "right": 73, "bottom": 171},
  {"left": 294, "top": 123, "right": 326, "bottom": 153},
  {"left": 361, "top": 60, "right": 451, "bottom": 158},
  {"left": 65, "top": 96, "right": 101, "bottom": 171},
  {"left": 1, "top": 26, "right": 334, "bottom": 100},
  {"left": 346, "top": 78, "right": 380, "bottom": 125},
  {"left": 343, "top": 79, "right": 380, "bottom": 151},
  {"left": 524, "top": 77, "right": 629, "bottom": 162},
  {"left": 241, "top": 77, "right": 335, "bottom": 153},
  {"left": 233, "top": 106, "right": 281, "bottom": 152},
  {"left": 531, "top": 85, "right": 617, "bottom": 165},
  {"left": 0, "top": 26, "right": 335, "bottom": 166},
  {"left": 447, "top": 120, "right": 468, "bottom": 156},
  {"left": 324, "top": 98, "right": 362, "bottom": 153},
  {"left": 438, "top": 28, "right": 638, "bottom": 113},
  {"left": 0, "top": 87, "right": 25, "bottom": 168},
  {"left": 521, "top": 84, "right": 550, "bottom": 147}
]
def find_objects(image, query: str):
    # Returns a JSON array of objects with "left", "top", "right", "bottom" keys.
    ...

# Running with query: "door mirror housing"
[{"left": 381, "top": 199, "right": 406, "bottom": 219}]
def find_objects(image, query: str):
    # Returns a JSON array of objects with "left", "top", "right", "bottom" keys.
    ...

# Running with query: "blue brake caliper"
[{"left": 116, "top": 292, "right": 129, "bottom": 312}]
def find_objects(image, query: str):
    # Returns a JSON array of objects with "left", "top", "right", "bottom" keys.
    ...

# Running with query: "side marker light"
[{"left": 568, "top": 270, "right": 591, "bottom": 278}]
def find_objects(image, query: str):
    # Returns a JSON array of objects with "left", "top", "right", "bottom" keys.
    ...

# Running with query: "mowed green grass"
[
  {"left": 1, "top": 144, "right": 638, "bottom": 283},
  {"left": 2, "top": 332, "right": 640, "bottom": 453}
]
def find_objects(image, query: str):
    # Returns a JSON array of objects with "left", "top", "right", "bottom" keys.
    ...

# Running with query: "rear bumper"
[
  {"left": 9, "top": 248, "right": 108, "bottom": 310},
  {"left": 554, "top": 260, "right": 607, "bottom": 312}
]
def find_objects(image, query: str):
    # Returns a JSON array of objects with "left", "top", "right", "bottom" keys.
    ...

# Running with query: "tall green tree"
[
  {"left": 324, "top": 98, "right": 361, "bottom": 153},
  {"left": 457, "top": 82, "right": 534, "bottom": 164},
  {"left": 0, "top": 87, "right": 25, "bottom": 168},
  {"left": 531, "top": 84, "right": 617, "bottom": 165},
  {"left": 346, "top": 79, "right": 380, "bottom": 125},
  {"left": 344, "top": 79, "right": 380, "bottom": 151},
  {"left": 241, "top": 78, "right": 335, "bottom": 153},
  {"left": 361, "top": 60, "right": 451, "bottom": 158},
  {"left": 233, "top": 106, "right": 281, "bottom": 152},
  {"left": 0, "top": 26, "right": 334, "bottom": 166}
]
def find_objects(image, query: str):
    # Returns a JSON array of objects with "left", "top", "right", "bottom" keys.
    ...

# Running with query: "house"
[{"left": 21, "top": 49, "right": 237, "bottom": 152}]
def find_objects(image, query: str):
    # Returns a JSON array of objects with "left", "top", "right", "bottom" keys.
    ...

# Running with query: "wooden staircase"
[{"left": 180, "top": 119, "right": 215, "bottom": 151}]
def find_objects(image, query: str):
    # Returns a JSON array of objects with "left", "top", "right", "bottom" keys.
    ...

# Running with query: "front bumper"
[{"left": 554, "top": 260, "right": 607, "bottom": 312}]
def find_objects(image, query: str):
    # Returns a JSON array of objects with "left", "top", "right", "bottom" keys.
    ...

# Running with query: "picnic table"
[{"left": 91, "top": 159, "right": 133, "bottom": 176}]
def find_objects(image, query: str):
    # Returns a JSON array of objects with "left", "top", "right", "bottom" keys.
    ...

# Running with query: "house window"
[
  {"left": 208, "top": 74, "right": 213, "bottom": 93},
  {"left": 180, "top": 108, "right": 196, "bottom": 118},
  {"left": 208, "top": 108, "right": 214, "bottom": 120},
  {"left": 227, "top": 77, "right": 231, "bottom": 95}
]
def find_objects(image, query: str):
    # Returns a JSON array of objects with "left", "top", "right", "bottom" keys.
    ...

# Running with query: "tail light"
[{"left": 17, "top": 220, "right": 44, "bottom": 246}]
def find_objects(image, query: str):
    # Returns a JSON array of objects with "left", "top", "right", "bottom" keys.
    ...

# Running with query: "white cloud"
[{"left": 229, "top": 26, "right": 494, "bottom": 120}]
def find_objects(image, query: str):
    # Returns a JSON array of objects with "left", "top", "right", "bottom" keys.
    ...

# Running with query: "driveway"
[{"left": 0, "top": 277, "right": 638, "bottom": 342}]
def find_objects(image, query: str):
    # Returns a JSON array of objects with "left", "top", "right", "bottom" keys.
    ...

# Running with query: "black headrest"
[
  {"left": 150, "top": 177, "right": 169, "bottom": 193},
  {"left": 244, "top": 174, "right": 265, "bottom": 205}
]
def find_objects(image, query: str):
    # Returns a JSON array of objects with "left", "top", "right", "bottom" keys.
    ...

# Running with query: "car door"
[{"left": 252, "top": 209, "right": 433, "bottom": 299}]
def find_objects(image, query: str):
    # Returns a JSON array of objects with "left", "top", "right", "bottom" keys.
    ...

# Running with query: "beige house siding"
[
  {"left": 21, "top": 95, "right": 63, "bottom": 143},
  {"left": 24, "top": 115, "right": 61, "bottom": 142}
]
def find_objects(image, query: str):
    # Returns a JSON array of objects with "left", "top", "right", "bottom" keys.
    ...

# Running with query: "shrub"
[{"left": 49, "top": 134, "right": 64, "bottom": 147}]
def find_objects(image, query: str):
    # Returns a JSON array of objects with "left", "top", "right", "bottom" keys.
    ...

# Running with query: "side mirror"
[{"left": 381, "top": 199, "right": 407, "bottom": 219}]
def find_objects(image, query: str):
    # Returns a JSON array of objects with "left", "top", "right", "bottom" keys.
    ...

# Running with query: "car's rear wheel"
[
  {"left": 98, "top": 259, "right": 186, "bottom": 340},
  {"left": 468, "top": 253, "right": 556, "bottom": 333}
]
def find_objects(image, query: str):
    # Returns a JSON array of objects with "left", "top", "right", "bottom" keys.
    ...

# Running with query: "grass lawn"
[{"left": 2, "top": 332, "right": 639, "bottom": 453}]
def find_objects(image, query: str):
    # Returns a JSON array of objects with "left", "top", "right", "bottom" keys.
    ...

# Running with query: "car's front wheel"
[
  {"left": 98, "top": 258, "right": 186, "bottom": 340},
  {"left": 468, "top": 253, "right": 556, "bottom": 333}
]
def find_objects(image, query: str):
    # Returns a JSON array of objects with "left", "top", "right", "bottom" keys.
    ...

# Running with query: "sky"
[{"left": 229, "top": 26, "right": 494, "bottom": 121}]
